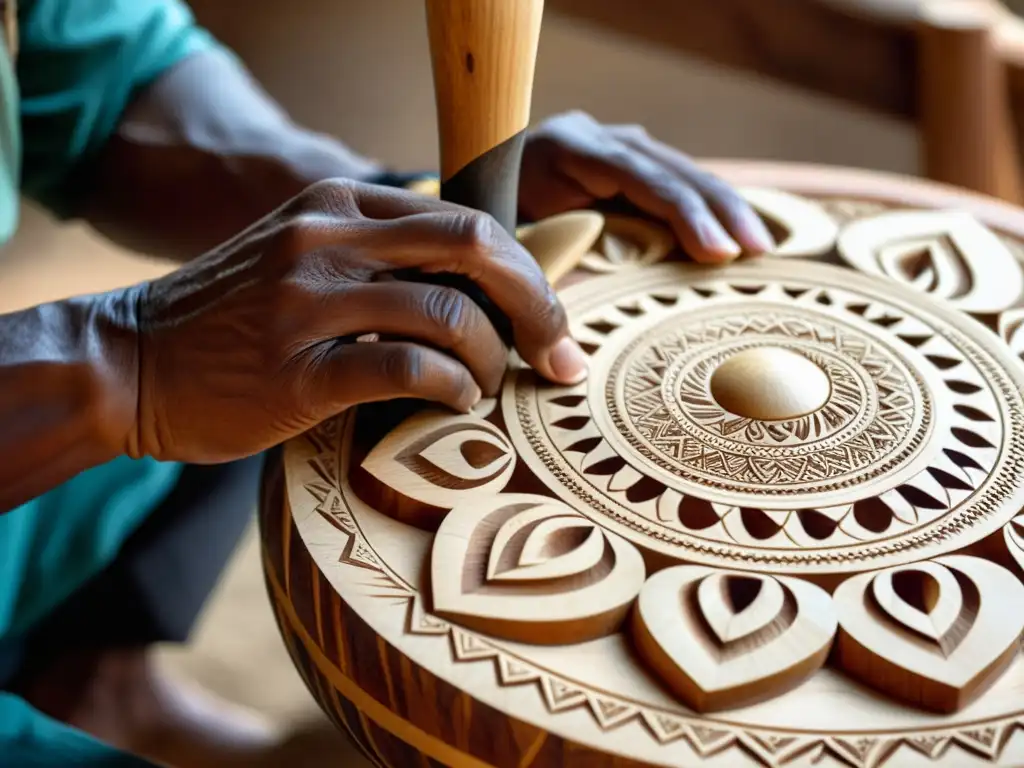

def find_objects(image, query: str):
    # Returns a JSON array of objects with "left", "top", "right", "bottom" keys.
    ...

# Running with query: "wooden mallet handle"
[
  {"left": 416, "top": 1, "right": 544, "bottom": 347},
  {"left": 425, "top": 0, "right": 543, "bottom": 234}
]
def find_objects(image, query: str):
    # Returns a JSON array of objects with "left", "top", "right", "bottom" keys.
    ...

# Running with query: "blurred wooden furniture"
[{"left": 546, "top": 0, "right": 1024, "bottom": 204}]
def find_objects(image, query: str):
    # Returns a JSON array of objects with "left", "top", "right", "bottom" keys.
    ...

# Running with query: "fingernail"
[
  {"left": 463, "top": 382, "right": 483, "bottom": 412},
  {"left": 548, "top": 337, "right": 589, "bottom": 384},
  {"left": 699, "top": 222, "right": 742, "bottom": 260},
  {"left": 748, "top": 217, "right": 776, "bottom": 254}
]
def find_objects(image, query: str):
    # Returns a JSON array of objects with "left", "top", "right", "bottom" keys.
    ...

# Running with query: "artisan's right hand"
[{"left": 115, "top": 179, "right": 588, "bottom": 464}]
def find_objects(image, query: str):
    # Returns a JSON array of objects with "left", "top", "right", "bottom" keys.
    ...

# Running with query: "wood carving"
[
  {"left": 632, "top": 565, "right": 837, "bottom": 712},
  {"left": 357, "top": 408, "right": 515, "bottom": 529},
  {"left": 579, "top": 214, "right": 675, "bottom": 273},
  {"left": 517, "top": 210, "right": 605, "bottom": 284},
  {"left": 261, "top": 167, "right": 1024, "bottom": 767},
  {"left": 1001, "top": 512, "right": 1024, "bottom": 575},
  {"left": 833, "top": 556, "right": 1024, "bottom": 714},
  {"left": 740, "top": 187, "right": 839, "bottom": 258},
  {"left": 837, "top": 209, "right": 1024, "bottom": 313},
  {"left": 430, "top": 493, "right": 647, "bottom": 644}
]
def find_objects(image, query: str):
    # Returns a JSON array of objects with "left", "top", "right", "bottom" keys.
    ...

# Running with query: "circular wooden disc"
[{"left": 262, "top": 164, "right": 1024, "bottom": 768}]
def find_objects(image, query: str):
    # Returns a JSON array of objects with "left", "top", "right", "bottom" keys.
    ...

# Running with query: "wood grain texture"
[
  {"left": 833, "top": 555, "right": 1024, "bottom": 714},
  {"left": 260, "top": 163, "right": 1024, "bottom": 767},
  {"left": 632, "top": 566, "right": 837, "bottom": 713},
  {"left": 425, "top": 0, "right": 543, "bottom": 184}
]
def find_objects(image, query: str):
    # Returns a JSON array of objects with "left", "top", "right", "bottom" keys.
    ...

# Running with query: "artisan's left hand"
[{"left": 518, "top": 111, "right": 774, "bottom": 263}]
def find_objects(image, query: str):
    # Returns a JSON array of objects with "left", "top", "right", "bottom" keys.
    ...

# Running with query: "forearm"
[
  {"left": 81, "top": 49, "right": 383, "bottom": 261},
  {"left": 0, "top": 294, "right": 136, "bottom": 513}
]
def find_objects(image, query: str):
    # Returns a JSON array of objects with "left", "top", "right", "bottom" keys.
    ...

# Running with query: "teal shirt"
[{"left": 0, "top": 2, "right": 220, "bottom": 765}]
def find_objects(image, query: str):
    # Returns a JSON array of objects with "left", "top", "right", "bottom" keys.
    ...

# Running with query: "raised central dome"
[{"left": 709, "top": 347, "right": 831, "bottom": 421}]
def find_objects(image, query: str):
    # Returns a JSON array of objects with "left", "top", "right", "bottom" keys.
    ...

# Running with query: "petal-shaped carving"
[
  {"left": 431, "top": 494, "right": 647, "bottom": 645},
  {"left": 517, "top": 211, "right": 605, "bottom": 284},
  {"left": 739, "top": 187, "right": 839, "bottom": 258},
  {"left": 1001, "top": 514, "right": 1024, "bottom": 576},
  {"left": 631, "top": 566, "right": 837, "bottom": 712},
  {"left": 579, "top": 215, "right": 674, "bottom": 273},
  {"left": 361, "top": 409, "right": 515, "bottom": 516},
  {"left": 833, "top": 555, "right": 1024, "bottom": 713},
  {"left": 837, "top": 210, "right": 1024, "bottom": 313},
  {"left": 997, "top": 307, "right": 1024, "bottom": 360}
]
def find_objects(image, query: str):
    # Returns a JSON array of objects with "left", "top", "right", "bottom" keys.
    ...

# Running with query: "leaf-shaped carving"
[
  {"left": 516, "top": 210, "right": 605, "bottom": 284},
  {"left": 833, "top": 555, "right": 1024, "bottom": 713},
  {"left": 997, "top": 307, "right": 1024, "bottom": 360},
  {"left": 431, "top": 494, "right": 646, "bottom": 645},
  {"left": 631, "top": 566, "right": 837, "bottom": 712},
  {"left": 361, "top": 409, "right": 515, "bottom": 517},
  {"left": 1001, "top": 514, "right": 1024, "bottom": 577},
  {"left": 739, "top": 187, "right": 839, "bottom": 258},
  {"left": 579, "top": 215, "right": 674, "bottom": 273},
  {"left": 837, "top": 210, "right": 1024, "bottom": 313}
]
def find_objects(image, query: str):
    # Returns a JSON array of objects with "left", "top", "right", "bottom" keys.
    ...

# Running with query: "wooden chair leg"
[{"left": 917, "top": 0, "right": 1023, "bottom": 203}]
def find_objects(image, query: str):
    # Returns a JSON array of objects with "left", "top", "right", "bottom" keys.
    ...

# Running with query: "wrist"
[
  {"left": 61, "top": 289, "right": 142, "bottom": 460},
  {"left": 274, "top": 127, "right": 385, "bottom": 194},
  {"left": 0, "top": 293, "right": 140, "bottom": 511}
]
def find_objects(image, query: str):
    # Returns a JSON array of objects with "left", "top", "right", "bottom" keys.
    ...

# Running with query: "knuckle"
[
  {"left": 558, "top": 108, "right": 594, "bottom": 125},
  {"left": 613, "top": 123, "right": 649, "bottom": 142},
  {"left": 448, "top": 211, "right": 498, "bottom": 261},
  {"left": 380, "top": 346, "right": 427, "bottom": 392},
  {"left": 424, "top": 287, "right": 470, "bottom": 346},
  {"left": 300, "top": 177, "right": 360, "bottom": 217}
]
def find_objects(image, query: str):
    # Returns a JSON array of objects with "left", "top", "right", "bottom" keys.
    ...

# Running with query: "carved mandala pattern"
[
  {"left": 504, "top": 259, "right": 1024, "bottom": 574},
  {"left": 276, "top": 190, "right": 1024, "bottom": 768},
  {"left": 613, "top": 309, "right": 927, "bottom": 492}
]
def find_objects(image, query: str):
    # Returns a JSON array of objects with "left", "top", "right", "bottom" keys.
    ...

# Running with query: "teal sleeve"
[{"left": 17, "top": 0, "right": 224, "bottom": 217}]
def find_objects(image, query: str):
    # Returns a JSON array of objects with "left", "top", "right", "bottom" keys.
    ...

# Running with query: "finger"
[
  {"left": 294, "top": 177, "right": 472, "bottom": 220},
  {"left": 613, "top": 133, "right": 775, "bottom": 255},
  {"left": 304, "top": 213, "right": 588, "bottom": 386},
  {"left": 555, "top": 142, "right": 742, "bottom": 263},
  {"left": 312, "top": 340, "right": 482, "bottom": 415},
  {"left": 313, "top": 282, "right": 508, "bottom": 396}
]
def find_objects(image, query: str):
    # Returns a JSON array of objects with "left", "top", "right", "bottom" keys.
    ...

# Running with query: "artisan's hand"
[
  {"left": 518, "top": 111, "right": 774, "bottom": 263},
  {"left": 123, "top": 180, "right": 586, "bottom": 463}
]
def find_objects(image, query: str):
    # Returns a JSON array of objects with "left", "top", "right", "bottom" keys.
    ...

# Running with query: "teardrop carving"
[
  {"left": 1001, "top": 513, "right": 1024, "bottom": 576},
  {"left": 360, "top": 409, "right": 515, "bottom": 526},
  {"left": 739, "top": 187, "right": 839, "bottom": 258},
  {"left": 837, "top": 210, "right": 1024, "bottom": 313},
  {"left": 997, "top": 307, "right": 1024, "bottom": 361},
  {"left": 833, "top": 555, "right": 1024, "bottom": 713},
  {"left": 517, "top": 211, "right": 605, "bottom": 284},
  {"left": 579, "top": 215, "right": 674, "bottom": 273},
  {"left": 631, "top": 565, "right": 837, "bottom": 712},
  {"left": 431, "top": 494, "right": 647, "bottom": 644}
]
